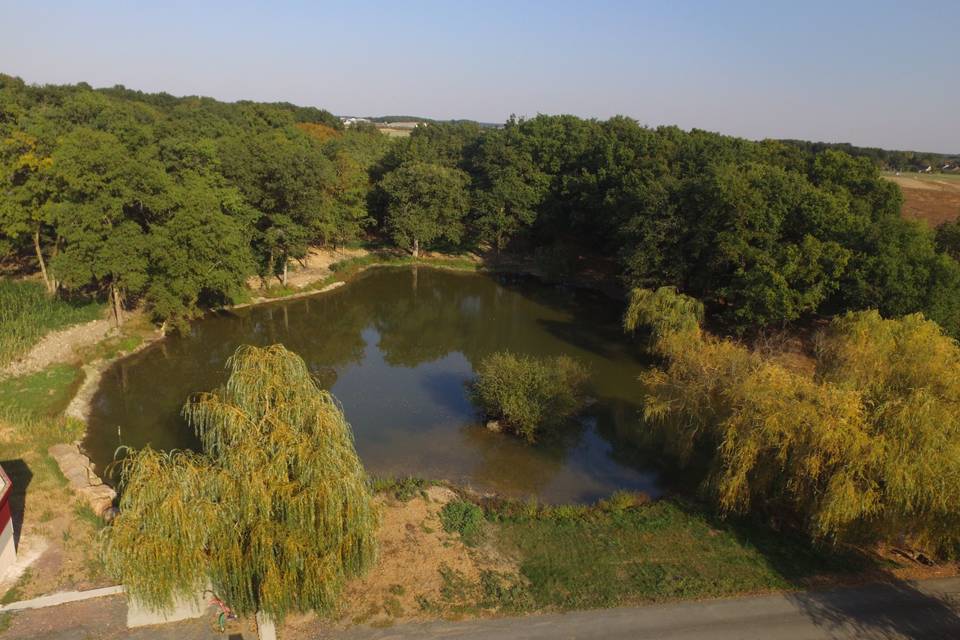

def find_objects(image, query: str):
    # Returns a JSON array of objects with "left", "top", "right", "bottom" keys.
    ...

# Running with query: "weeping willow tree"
[
  {"left": 626, "top": 288, "right": 960, "bottom": 557},
  {"left": 103, "top": 344, "right": 377, "bottom": 622}
]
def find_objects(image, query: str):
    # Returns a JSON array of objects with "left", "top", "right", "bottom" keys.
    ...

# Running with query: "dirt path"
[
  {"left": 0, "top": 318, "right": 115, "bottom": 379},
  {"left": 248, "top": 246, "right": 369, "bottom": 291}
]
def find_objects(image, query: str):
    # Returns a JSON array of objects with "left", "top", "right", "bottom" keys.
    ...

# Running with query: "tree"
[
  {"left": 146, "top": 177, "right": 255, "bottom": 329},
  {"left": 469, "top": 125, "right": 547, "bottom": 251},
  {"left": 104, "top": 344, "right": 377, "bottom": 623},
  {"left": 0, "top": 128, "right": 57, "bottom": 292},
  {"left": 48, "top": 127, "right": 169, "bottom": 326},
  {"left": 219, "top": 130, "right": 332, "bottom": 285},
  {"left": 380, "top": 161, "right": 469, "bottom": 257},
  {"left": 626, "top": 287, "right": 960, "bottom": 556}
]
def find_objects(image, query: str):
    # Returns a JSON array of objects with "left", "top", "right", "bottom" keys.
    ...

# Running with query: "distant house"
[
  {"left": 340, "top": 117, "right": 371, "bottom": 127},
  {"left": 921, "top": 165, "right": 933, "bottom": 173}
]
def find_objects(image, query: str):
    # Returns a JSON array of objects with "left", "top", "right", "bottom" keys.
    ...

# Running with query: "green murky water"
[{"left": 84, "top": 267, "right": 661, "bottom": 503}]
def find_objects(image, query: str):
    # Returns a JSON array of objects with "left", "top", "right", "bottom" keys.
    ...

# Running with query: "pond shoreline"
[{"left": 59, "top": 249, "right": 631, "bottom": 510}]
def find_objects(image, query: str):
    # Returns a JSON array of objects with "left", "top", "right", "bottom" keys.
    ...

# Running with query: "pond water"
[{"left": 84, "top": 266, "right": 662, "bottom": 503}]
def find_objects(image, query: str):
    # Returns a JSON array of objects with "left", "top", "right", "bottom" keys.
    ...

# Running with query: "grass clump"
[
  {"left": 0, "top": 279, "right": 103, "bottom": 367},
  {"left": 440, "top": 499, "right": 485, "bottom": 546},
  {"left": 472, "top": 351, "right": 588, "bottom": 442},
  {"left": 371, "top": 475, "right": 429, "bottom": 501}
]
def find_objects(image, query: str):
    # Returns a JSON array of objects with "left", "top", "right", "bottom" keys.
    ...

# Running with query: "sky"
[{"left": 1, "top": 1, "right": 957, "bottom": 152}]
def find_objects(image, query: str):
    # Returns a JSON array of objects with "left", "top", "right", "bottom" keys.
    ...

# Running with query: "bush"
[
  {"left": 472, "top": 351, "right": 589, "bottom": 442},
  {"left": 440, "top": 499, "right": 485, "bottom": 546}
]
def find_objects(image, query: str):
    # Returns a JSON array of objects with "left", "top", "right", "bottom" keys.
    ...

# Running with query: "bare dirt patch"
[
  {"left": 248, "top": 246, "right": 369, "bottom": 292},
  {"left": 283, "top": 486, "right": 517, "bottom": 638}
]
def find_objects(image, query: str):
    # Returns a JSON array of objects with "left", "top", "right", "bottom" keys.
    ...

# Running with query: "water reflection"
[{"left": 85, "top": 267, "right": 661, "bottom": 503}]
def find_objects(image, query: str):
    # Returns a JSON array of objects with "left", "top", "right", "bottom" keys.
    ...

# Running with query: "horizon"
[{"left": 2, "top": 1, "right": 958, "bottom": 154}]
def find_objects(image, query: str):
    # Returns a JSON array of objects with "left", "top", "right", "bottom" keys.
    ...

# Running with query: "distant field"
[{"left": 884, "top": 173, "right": 960, "bottom": 226}]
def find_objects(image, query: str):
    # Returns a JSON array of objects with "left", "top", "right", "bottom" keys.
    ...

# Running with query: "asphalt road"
[{"left": 337, "top": 577, "right": 960, "bottom": 640}]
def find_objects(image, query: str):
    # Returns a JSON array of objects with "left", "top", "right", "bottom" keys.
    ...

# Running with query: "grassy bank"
[
  {"left": 421, "top": 492, "right": 875, "bottom": 617},
  {"left": 0, "top": 364, "right": 109, "bottom": 600},
  {"left": 0, "top": 280, "right": 103, "bottom": 368}
]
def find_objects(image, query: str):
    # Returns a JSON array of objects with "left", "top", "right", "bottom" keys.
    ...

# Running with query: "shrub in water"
[{"left": 473, "top": 351, "right": 589, "bottom": 442}]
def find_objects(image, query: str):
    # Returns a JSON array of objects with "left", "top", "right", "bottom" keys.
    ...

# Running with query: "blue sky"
[{"left": 1, "top": 1, "right": 957, "bottom": 152}]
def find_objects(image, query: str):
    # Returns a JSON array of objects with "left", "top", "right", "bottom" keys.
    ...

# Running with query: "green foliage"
[
  {"left": 104, "top": 344, "right": 377, "bottom": 622},
  {"left": 0, "top": 279, "right": 103, "bottom": 367},
  {"left": 370, "top": 475, "right": 428, "bottom": 501},
  {"left": 630, "top": 294, "right": 960, "bottom": 556},
  {"left": 440, "top": 500, "right": 485, "bottom": 546},
  {"left": 4, "top": 78, "right": 959, "bottom": 338},
  {"left": 472, "top": 351, "right": 589, "bottom": 442},
  {"left": 623, "top": 286, "right": 704, "bottom": 345},
  {"left": 379, "top": 161, "right": 470, "bottom": 256}
]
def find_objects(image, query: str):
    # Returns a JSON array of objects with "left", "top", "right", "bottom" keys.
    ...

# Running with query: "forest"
[{"left": 2, "top": 73, "right": 960, "bottom": 341}]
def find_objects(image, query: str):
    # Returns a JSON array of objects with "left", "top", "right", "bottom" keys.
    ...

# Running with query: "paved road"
[{"left": 337, "top": 577, "right": 960, "bottom": 640}]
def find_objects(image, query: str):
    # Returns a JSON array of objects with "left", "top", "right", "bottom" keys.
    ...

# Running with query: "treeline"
[
  {"left": 3, "top": 75, "right": 960, "bottom": 338},
  {"left": 371, "top": 115, "right": 960, "bottom": 336},
  {"left": 0, "top": 74, "right": 390, "bottom": 327},
  {"left": 781, "top": 139, "right": 960, "bottom": 173}
]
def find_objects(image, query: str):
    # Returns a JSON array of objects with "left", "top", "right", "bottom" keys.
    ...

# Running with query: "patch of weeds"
[
  {"left": 1, "top": 569, "right": 32, "bottom": 605},
  {"left": 371, "top": 476, "right": 428, "bottom": 501},
  {"left": 388, "top": 584, "right": 406, "bottom": 596},
  {"left": 440, "top": 500, "right": 484, "bottom": 546},
  {"left": 382, "top": 595, "right": 403, "bottom": 617},
  {"left": 479, "top": 570, "right": 533, "bottom": 613},
  {"left": 0, "top": 612, "right": 11, "bottom": 633},
  {"left": 74, "top": 503, "right": 107, "bottom": 531},
  {"left": 438, "top": 563, "right": 471, "bottom": 602},
  {"left": 415, "top": 594, "right": 440, "bottom": 614},
  {"left": 420, "top": 522, "right": 434, "bottom": 534}
]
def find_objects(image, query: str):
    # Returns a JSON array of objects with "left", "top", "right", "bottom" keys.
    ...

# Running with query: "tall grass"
[{"left": 0, "top": 280, "right": 103, "bottom": 368}]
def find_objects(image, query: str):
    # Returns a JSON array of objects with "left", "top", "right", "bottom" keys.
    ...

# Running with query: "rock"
[
  {"left": 48, "top": 442, "right": 116, "bottom": 518},
  {"left": 485, "top": 419, "right": 502, "bottom": 433}
]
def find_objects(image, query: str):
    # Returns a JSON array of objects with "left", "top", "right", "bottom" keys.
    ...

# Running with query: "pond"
[{"left": 84, "top": 266, "right": 662, "bottom": 503}]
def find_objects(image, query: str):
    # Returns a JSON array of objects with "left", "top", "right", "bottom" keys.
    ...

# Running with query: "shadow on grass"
[
  {"left": 674, "top": 500, "right": 960, "bottom": 639},
  {"left": 0, "top": 459, "right": 32, "bottom": 548}
]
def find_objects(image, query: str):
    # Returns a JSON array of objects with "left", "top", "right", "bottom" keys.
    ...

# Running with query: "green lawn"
[
  {"left": 0, "top": 279, "right": 104, "bottom": 367},
  {"left": 0, "top": 364, "right": 83, "bottom": 418},
  {"left": 487, "top": 498, "right": 871, "bottom": 611}
]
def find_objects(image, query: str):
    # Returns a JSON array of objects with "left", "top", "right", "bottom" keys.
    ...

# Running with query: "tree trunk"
[
  {"left": 412, "top": 238, "right": 420, "bottom": 259},
  {"left": 111, "top": 284, "right": 125, "bottom": 328},
  {"left": 282, "top": 257, "right": 289, "bottom": 287},
  {"left": 33, "top": 228, "right": 53, "bottom": 294}
]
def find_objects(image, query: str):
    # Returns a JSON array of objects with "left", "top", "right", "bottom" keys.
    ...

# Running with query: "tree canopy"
[{"left": 104, "top": 344, "right": 377, "bottom": 621}]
